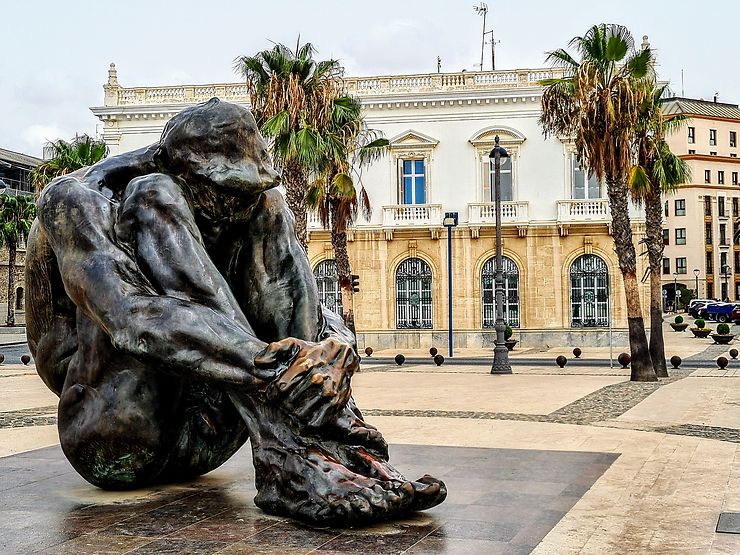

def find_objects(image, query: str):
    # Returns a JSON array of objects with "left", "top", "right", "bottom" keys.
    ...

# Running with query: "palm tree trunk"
[
  {"left": 645, "top": 188, "right": 668, "bottom": 377},
  {"left": 329, "top": 200, "right": 356, "bottom": 335},
  {"left": 607, "top": 177, "right": 656, "bottom": 382},
  {"left": 6, "top": 241, "right": 16, "bottom": 327},
  {"left": 282, "top": 162, "right": 308, "bottom": 250}
]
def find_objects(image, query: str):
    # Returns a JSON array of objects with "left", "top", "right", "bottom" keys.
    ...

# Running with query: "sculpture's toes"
[{"left": 408, "top": 475, "right": 447, "bottom": 511}]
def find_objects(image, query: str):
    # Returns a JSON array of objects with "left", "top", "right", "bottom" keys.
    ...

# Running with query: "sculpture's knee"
[{"left": 118, "top": 173, "right": 195, "bottom": 237}]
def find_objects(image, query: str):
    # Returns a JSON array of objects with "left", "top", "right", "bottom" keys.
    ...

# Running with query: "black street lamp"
[
  {"left": 443, "top": 211, "right": 459, "bottom": 357},
  {"left": 489, "top": 136, "right": 512, "bottom": 374},
  {"left": 693, "top": 268, "right": 700, "bottom": 298},
  {"left": 722, "top": 264, "right": 731, "bottom": 301}
]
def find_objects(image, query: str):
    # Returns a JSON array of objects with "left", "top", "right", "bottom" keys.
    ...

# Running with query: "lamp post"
[
  {"left": 489, "top": 136, "right": 512, "bottom": 374},
  {"left": 693, "top": 268, "right": 700, "bottom": 298},
  {"left": 722, "top": 264, "right": 731, "bottom": 301},
  {"left": 673, "top": 272, "right": 678, "bottom": 312},
  {"left": 443, "top": 212, "right": 459, "bottom": 358}
]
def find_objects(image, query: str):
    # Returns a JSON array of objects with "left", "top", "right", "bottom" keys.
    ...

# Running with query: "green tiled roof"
[{"left": 662, "top": 97, "right": 740, "bottom": 121}]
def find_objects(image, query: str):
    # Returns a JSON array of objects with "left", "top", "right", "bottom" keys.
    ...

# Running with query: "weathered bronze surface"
[{"left": 26, "top": 98, "right": 446, "bottom": 526}]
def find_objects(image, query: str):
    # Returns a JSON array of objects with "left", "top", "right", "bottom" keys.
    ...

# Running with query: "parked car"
[
  {"left": 703, "top": 302, "right": 740, "bottom": 323},
  {"left": 689, "top": 299, "right": 715, "bottom": 318}
]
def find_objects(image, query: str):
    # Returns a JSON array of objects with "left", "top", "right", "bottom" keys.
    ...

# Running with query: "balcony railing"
[
  {"left": 307, "top": 211, "right": 328, "bottom": 231},
  {"left": 468, "top": 202, "right": 529, "bottom": 225},
  {"left": 557, "top": 199, "right": 610, "bottom": 223},
  {"left": 103, "top": 67, "right": 567, "bottom": 107},
  {"left": 382, "top": 204, "right": 443, "bottom": 227}
]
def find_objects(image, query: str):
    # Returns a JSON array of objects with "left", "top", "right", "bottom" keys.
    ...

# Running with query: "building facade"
[
  {"left": 662, "top": 98, "right": 740, "bottom": 303},
  {"left": 91, "top": 64, "right": 651, "bottom": 348}
]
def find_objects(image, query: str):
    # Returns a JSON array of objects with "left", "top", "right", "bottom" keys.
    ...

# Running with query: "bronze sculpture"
[{"left": 26, "top": 98, "right": 446, "bottom": 525}]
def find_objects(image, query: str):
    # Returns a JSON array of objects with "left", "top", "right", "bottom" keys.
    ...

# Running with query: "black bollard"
[
  {"left": 670, "top": 355, "right": 682, "bottom": 369},
  {"left": 364, "top": 347, "right": 373, "bottom": 357},
  {"left": 429, "top": 347, "right": 438, "bottom": 357},
  {"left": 556, "top": 355, "right": 567, "bottom": 368},
  {"left": 618, "top": 353, "right": 631, "bottom": 369},
  {"left": 572, "top": 347, "right": 582, "bottom": 358},
  {"left": 433, "top": 354, "right": 444, "bottom": 366},
  {"left": 394, "top": 354, "right": 405, "bottom": 366}
]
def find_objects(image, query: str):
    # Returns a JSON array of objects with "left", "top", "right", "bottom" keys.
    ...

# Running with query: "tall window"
[
  {"left": 481, "top": 256, "right": 520, "bottom": 328},
  {"left": 400, "top": 159, "right": 426, "bottom": 204},
  {"left": 570, "top": 254, "right": 609, "bottom": 327},
  {"left": 734, "top": 197, "right": 739, "bottom": 218},
  {"left": 733, "top": 172, "right": 738, "bottom": 185},
  {"left": 313, "top": 260, "right": 342, "bottom": 316},
  {"left": 707, "top": 251, "right": 714, "bottom": 273},
  {"left": 675, "top": 228, "right": 686, "bottom": 245},
  {"left": 572, "top": 155, "right": 601, "bottom": 199},
  {"left": 396, "top": 258, "right": 432, "bottom": 329},
  {"left": 706, "top": 222, "right": 713, "bottom": 245},
  {"left": 676, "top": 258, "right": 687, "bottom": 274},
  {"left": 705, "top": 170, "right": 712, "bottom": 184},
  {"left": 662, "top": 258, "right": 670, "bottom": 275},
  {"left": 662, "top": 228, "right": 669, "bottom": 245},
  {"left": 710, "top": 129, "right": 717, "bottom": 146},
  {"left": 719, "top": 171, "right": 726, "bottom": 185},
  {"left": 487, "top": 158, "right": 513, "bottom": 201},
  {"left": 735, "top": 252, "right": 740, "bottom": 273},
  {"left": 688, "top": 127, "right": 695, "bottom": 144},
  {"left": 705, "top": 196, "right": 712, "bottom": 216},
  {"left": 664, "top": 200, "right": 669, "bottom": 216},
  {"left": 731, "top": 131, "right": 737, "bottom": 148},
  {"left": 719, "top": 196, "right": 726, "bottom": 216},
  {"left": 720, "top": 224, "right": 727, "bottom": 245},
  {"left": 675, "top": 199, "right": 686, "bottom": 216}
]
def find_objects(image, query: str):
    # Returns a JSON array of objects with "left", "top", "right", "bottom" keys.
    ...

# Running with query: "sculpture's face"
[{"left": 158, "top": 98, "right": 279, "bottom": 199}]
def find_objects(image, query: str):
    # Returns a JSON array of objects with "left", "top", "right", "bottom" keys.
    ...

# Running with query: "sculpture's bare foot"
[{"left": 251, "top": 442, "right": 446, "bottom": 526}]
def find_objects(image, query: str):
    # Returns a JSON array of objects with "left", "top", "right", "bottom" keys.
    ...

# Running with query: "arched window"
[
  {"left": 570, "top": 254, "right": 609, "bottom": 327},
  {"left": 396, "top": 258, "right": 433, "bottom": 329},
  {"left": 481, "top": 256, "right": 520, "bottom": 328},
  {"left": 313, "top": 260, "right": 342, "bottom": 316}
]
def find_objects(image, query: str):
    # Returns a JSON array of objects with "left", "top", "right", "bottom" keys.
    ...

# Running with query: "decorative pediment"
[
  {"left": 389, "top": 130, "right": 439, "bottom": 150},
  {"left": 469, "top": 126, "right": 526, "bottom": 150}
]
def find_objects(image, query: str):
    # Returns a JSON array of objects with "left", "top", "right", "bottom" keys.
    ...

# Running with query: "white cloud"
[{"left": 21, "top": 125, "right": 69, "bottom": 156}]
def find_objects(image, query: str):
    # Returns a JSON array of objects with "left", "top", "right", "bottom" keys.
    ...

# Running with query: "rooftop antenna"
[
  {"left": 473, "top": 3, "right": 488, "bottom": 72},
  {"left": 714, "top": 91, "right": 720, "bottom": 103},
  {"left": 681, "top": 69, "right": 684, "bottom": 97},
  {"left": 437, "top": 56, "right": 442, "bottom": 73}
]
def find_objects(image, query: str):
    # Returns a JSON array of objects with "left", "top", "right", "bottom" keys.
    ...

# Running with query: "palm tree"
[
  {"left": 630, "top": 83, "right": 691, "bottom": 377},
  {"left": 540, "top": 24, "right": 657, "bottom": 381},
  {"left": 305, "top": 95, "right": 389, "bottom": 331},
  {"left": 30, "top": 135, "right": 108, "bottom": 192},
  {"left": 236, "top": 41, "right": 343, "bottom": 249},
  {"left": 0, "top": 194, "right": 36, "bottom": 326}
]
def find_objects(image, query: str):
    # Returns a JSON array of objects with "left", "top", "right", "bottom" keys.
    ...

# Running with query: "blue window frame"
[{"left": 402, "top": 159, "right": 426, "bottom": 204}]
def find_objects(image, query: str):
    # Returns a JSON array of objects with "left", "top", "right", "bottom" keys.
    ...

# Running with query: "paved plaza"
[{"left": 2, "top": 321, "right": 740, "bottom": 553}]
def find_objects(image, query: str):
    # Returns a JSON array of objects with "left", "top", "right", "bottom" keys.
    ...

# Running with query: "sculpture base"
[{"left": 0, "top": 443, "right": 617, "bottom": 554}]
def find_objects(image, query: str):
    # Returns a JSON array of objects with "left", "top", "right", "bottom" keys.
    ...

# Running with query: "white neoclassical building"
[{"left": 91, "top": 64, "right": 649, "bottom": 349}]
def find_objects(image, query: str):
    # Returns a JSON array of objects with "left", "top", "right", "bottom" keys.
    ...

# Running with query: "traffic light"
[{"left": 351, "top": 274, "right": 360, "bottom": 293}]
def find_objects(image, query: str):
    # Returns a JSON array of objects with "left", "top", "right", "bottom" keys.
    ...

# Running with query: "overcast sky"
[{"left": 2, "top": 0, "right": 738, "bottom": 157}]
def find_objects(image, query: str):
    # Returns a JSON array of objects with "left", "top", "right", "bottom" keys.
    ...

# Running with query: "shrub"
[
  {"left": 504, "top": 325, "right": 513, "bottom": 340},
  {"left": 717, "top": 323, "right": 731, "bottom": 335},
  {"left": 695, "top": 318, "right": 706, "bottom": 329},
  {"left": 674, "top": 315, "right": 684, "bottom": 324}
]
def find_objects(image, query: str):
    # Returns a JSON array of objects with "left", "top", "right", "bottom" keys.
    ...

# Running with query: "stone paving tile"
[{"left": 0, "top": 444, "right": 616, "bottom": 554}]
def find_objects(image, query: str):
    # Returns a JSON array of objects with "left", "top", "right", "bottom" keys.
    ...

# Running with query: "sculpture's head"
[{"left": 155, "top": 98, "right": 279, "bottom": 199}]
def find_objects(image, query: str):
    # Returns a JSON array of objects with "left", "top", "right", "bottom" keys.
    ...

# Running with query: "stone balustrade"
[
  {"left": 382, "top": 204, "right": 443, "bottom": 227},
  {"left": 104, "top": 68, "right": 566, "bottom": 106},
  {"left": 557, "top": 199, "right": 611, "bottom": 222},
  {"left": 468, "top": 202, "right": 530, "bottom": 225}
]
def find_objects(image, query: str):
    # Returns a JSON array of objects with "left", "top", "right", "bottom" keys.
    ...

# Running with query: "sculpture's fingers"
[{"left": 254, "top": 339, "right": 302, "bottom": 368}]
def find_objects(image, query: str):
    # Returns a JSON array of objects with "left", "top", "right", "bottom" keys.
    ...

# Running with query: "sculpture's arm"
[{"left": 37, "top": 176, "right": 274, "bottom": 388}]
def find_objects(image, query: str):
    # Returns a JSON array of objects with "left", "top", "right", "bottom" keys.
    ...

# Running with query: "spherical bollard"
[
  {"left": 572, "top": 347, "right": 582, "bottom": 358},
  {"left": 364, "top": 347, "right": 373, "bottom": 357},
  {"left": 618, "top": 353, "right": 631, "bottom": 369},
  {"left": 21, "top": 355, "right": 30, "bottom": 365},
  {"left": 433, "top": 354, "right": 444, "bottom": 366},
  {"left": 429, "top": 347, "right": 438, "bottom": 357},
  {"left": 670, "top": 355, "right": 682, "bottom": 369},
  {"left": 556, "top": 355, "right": 567, "bottom": 368},
  {"left": 394, "top": 354, "right": 405, "bottom": 366},
  {"left": 718, "top": 356, "right": 729, "bottom": 369},
  {"left": 0, "top": 353, "right": 4, "bottom": 364},
  {"left": 730, "top": 349, "right": 738, "bottom": 360}
]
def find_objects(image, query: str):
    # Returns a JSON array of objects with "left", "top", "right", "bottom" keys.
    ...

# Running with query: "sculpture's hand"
[{"left": 255, "top": 338, "right": 357, "bottom": 427}]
